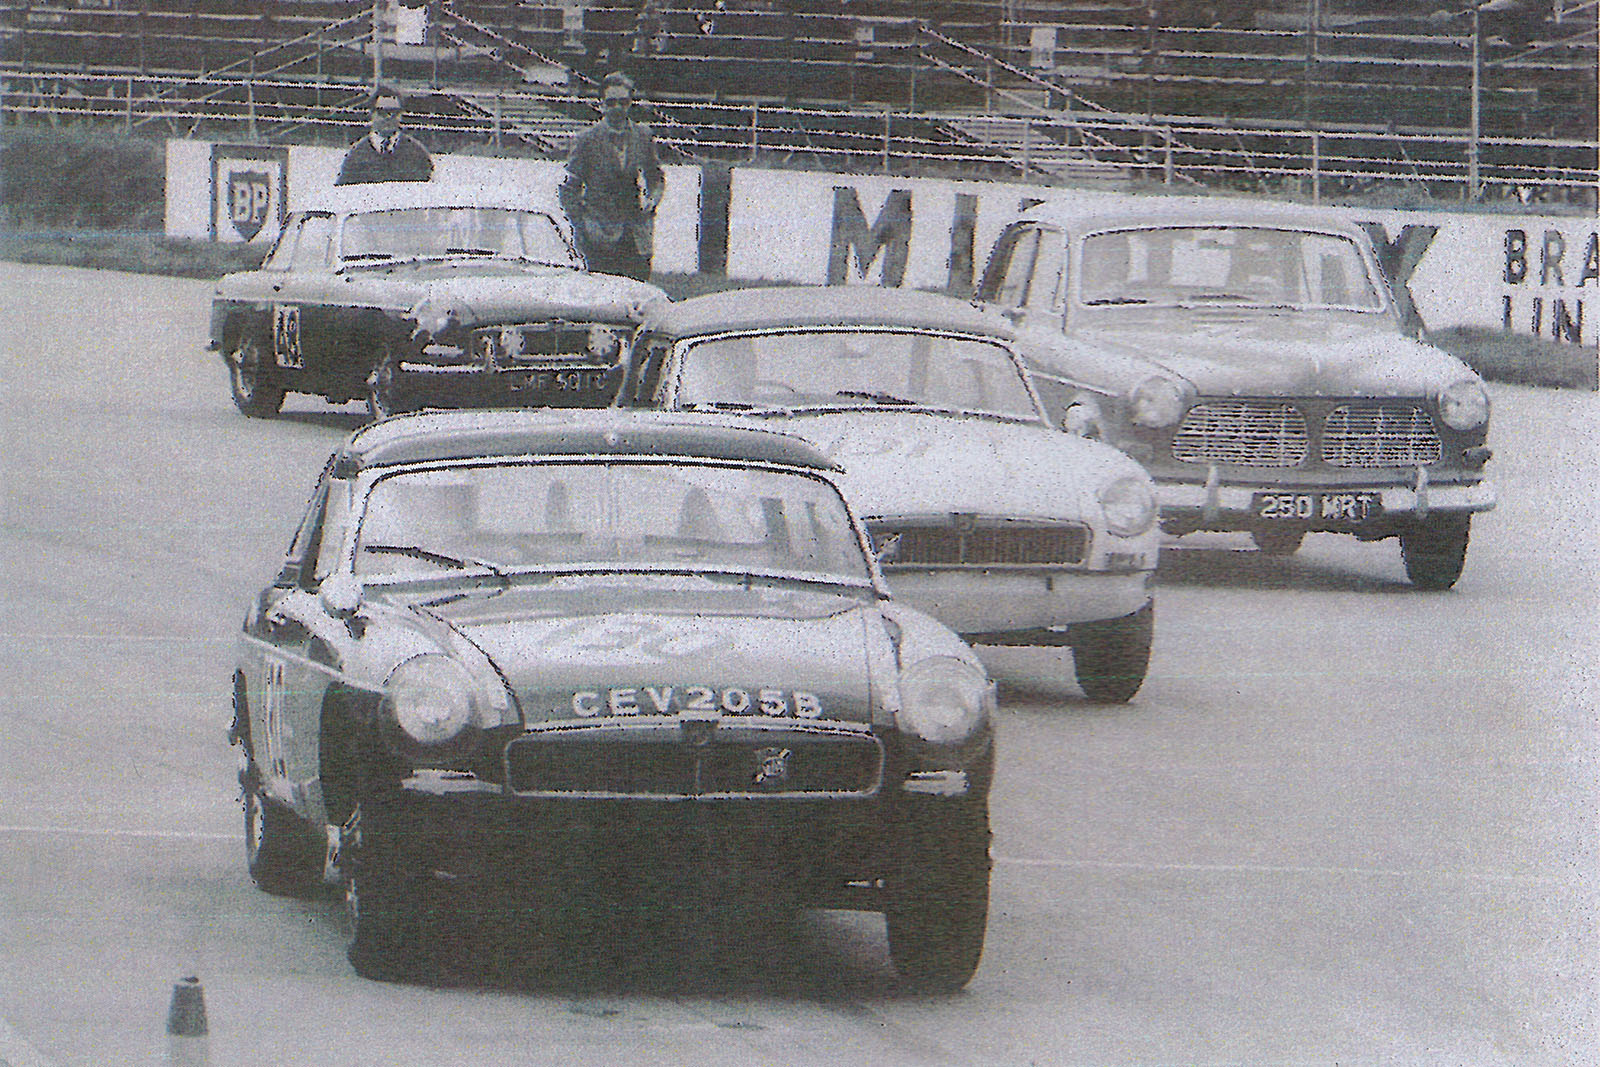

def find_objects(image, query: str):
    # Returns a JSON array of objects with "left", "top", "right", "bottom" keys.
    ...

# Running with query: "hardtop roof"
[
  {"left": 335, "top": 409, "right": 841, "bottom": 476},
  {"left": 636, "top": 284, "right": 1014, "bottom": 339}
]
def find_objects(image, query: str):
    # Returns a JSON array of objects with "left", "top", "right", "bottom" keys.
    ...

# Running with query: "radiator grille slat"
[
  {"left": 505, "top": 728, "right": 882, "bottom": 798},
  {"left": 1172, "top": 399, "right": 1443, "bottom": 469},
  {"left": 869, "top": 523, "right": 1089, "bottom": 566},
  {"left": 1322, "top": 404, "right": 1441, "bottom": 468},
  {"left": 1173, "top": 401, "right": 1308, "bottom": 467}
]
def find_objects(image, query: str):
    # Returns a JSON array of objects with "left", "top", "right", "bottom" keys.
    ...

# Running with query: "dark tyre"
[
  {"left": 1072, "top": 600, "right": 1154, "bottom": 704},
  {"left": 1251, "top": 525, "right": 1306, "bottom": 556},
  {"left": 343, "top": 801, "right": 424, "bottom": 982},
  {"left": 227, "top": 322, "right": 286, "bottom": 418},
  {"left": 243, "top": 766, "right": 326, "bottom": 897},
  {"left": 1400, "top": 514, "right": 1471, "bottom": 590},
  {"left": 886, "top": 800, "right": 991, "bottom": 993},
  {"left": 365, "top": 348, "right": 406, "bottom": 422}
]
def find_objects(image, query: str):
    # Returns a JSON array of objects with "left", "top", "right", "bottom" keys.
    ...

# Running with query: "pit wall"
[{"left": 167, "top": 139, "right": 1596, "bottom": 348}]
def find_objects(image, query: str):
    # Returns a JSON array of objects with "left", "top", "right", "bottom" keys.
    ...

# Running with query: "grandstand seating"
[{"left": 1, "top": 0, "right": 1593, "bottom": 199}]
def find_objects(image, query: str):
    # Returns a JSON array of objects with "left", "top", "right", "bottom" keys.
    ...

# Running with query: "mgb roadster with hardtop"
[
  {"left": 230, "top": 409, "right": 995, "bottom": 989},
  {"left": 615, "top": 285, "right": 1161, "bottom": 702}
]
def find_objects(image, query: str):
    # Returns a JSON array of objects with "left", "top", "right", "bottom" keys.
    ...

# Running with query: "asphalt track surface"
[{"left": 1, "top": 262, "right": 1596, "bottom": 1067}]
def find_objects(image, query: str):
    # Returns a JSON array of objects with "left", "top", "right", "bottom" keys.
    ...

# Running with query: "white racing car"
[{"left": 616, "top": 285, "right": 1161, "bottom": 702}]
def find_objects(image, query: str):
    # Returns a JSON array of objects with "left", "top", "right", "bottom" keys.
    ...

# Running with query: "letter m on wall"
[{"left": 828, "top": 187, "right": 912, "bottom": 286}]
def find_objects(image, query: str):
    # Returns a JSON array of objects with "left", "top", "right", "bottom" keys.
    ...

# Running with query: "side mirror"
[{"left": 318, "top": 573, "right": 363, "bottom": 619}]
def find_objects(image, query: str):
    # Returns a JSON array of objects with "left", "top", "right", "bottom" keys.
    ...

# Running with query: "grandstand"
[{"left": 1, "top": 1, "right": 1594, "bottom": 203}]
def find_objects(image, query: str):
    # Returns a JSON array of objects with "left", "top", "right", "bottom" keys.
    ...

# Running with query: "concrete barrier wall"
[{"left": 168, "top": 140, "right": 1596, "bottom": 348}]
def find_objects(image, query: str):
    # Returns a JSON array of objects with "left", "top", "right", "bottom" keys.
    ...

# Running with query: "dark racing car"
[
  {"left": 230, "top": 410, "right": 996, "bottom": 989},
  {"left": 208, "top": 182, "right": 666, "bottom": 420}
]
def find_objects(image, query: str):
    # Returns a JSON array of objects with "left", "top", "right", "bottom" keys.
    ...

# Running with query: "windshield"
[
  {"left": 354, "top": 461, "right": 870, "bottom": 584},
  {"left": 338, "top": 207, "right": 580, "bottom": 266},
  {"left": 1079, "top": 226, "right": 1384, "bottom": 311},
  {"left": 674, "top": 330, "right": 1043, "bottom": 419}
]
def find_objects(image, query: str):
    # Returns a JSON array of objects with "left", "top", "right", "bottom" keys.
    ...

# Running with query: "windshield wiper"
[
  {"left": 1180, "top": 292, "right": 1254, "bottom": 304},
  {"left": 834, "top": 389, "right": 915, "bottom": 406},
  {"left": 1083, "top": 296, "right": 1150, "bottom": 306},
  {"left": 445, "top": 246, "right": 498, "bottom": 256},
  {"left": 341, "top": 252, "right": 395, "bottom": 262},
  {"left": 361, "top": 544, "right": 509, "bottom": 588}
]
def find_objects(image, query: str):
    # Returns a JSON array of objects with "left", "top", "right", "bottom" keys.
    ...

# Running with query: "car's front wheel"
[
  {"left": 1071, "top": 600, "right": 1154, "bottom": 704},
  {"left": 243, "top": 764, "right": 325, "bottom": 897},
  {"left": 1400, "top": 514, "right": 1471, "bottom": 590},
  {"left": 227, "top": 323, "right": 285, "bottom": 417},
  {"left": 886, "top": 799, "right": 991, "bottom": 992},
  {"left": 343, "top": 800, "right": 424, "bottom": 982}
]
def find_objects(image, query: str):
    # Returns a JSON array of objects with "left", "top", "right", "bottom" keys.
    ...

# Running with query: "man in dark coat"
[
  {"left": 558, "top": 72, "right": 665, "bottom": 280},
  {"left": 335, "top": 90, "right": 434, "bottom": 186}
]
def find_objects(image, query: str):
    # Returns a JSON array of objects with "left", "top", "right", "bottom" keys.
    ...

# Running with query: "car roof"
[
  {"left": 1013, "top": 195, "right": 1372, "bottom": 239},
  {"left": 334, "top": 409, "right": 842, "bottom": 475},
  {"left": 636, "top": 285, "right": 1014, "bottom": 339},
  {"left": 301, "top": 181, "right": 560, "bottom": 217}
]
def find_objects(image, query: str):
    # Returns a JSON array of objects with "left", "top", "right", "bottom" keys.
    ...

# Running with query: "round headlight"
[
  {"left": 588, "top": 325, "right": 624, "bottom": 361},
  {"left": 1130, "top": 377, "right": 1185, "bottom": 428},
  {"left": 897, "top": 657, "right": 994, "bottom": 746},
  {"left": 384, "top": 654, "right": 479, "bottom": 748},
  {"left": 1099, "top": 475, "right": 1158, "bottom": 537},
  {"left": 1438, "top": 379, "right": 1489, "bottom": 431},
  {"left": 408, "top": 295, "right": 456, "bottom": 339}
]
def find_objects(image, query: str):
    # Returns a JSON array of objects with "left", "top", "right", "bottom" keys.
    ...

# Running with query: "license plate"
[
  {"left": 506, "top": 368, "right": 608, "bottom": 394},
  {"left": 1252, "top": 491, "right": 1383, "bottom": 522}
]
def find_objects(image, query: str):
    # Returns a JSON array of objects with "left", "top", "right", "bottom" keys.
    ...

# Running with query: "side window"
[
  {"left": 1025, "top": 228, "right": 1065, "bottom": 313},
  {"left": 291, "top": 214, "right": 334, "bottom": 272},
  {"left": 981, "top": 227, "right": 1041, "bottom": 309},
  {"left": 262, "top": 218, "right": 300, "bottom": 272}
]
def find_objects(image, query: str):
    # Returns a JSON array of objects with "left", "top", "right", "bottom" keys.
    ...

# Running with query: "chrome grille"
[
  {"left": 1322, "top": 404, "right": 1441, "bottom": 468},
  {"left": 504, "top": 724, "right": 882, "bottom": 798},
  {"left": 1172, "top": 400, "right": 1308, "bottom": 467},
  {"left": 870, "top": 523, "right": 1089, "bottom": 566}
]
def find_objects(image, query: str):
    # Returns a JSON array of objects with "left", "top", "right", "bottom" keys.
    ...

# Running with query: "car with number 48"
[
  {"left": 208, "top": 182, "right": 666, "bottom": 420},
  {"left": 230, "top": 409, "right": 996, "bottom": 989}
]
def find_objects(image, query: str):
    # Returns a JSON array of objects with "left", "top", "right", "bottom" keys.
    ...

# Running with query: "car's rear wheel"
[
  {"left": 343, "top": 800, "right": 424, "bottom": 982},
  {"left": 1400, "top": 514, "right": 1471, "bottom": 590},
  {"left": 227, "top": 323, "right": 285, "bottom": 417},
  {"left": 1071, "top": 600, "right": 1154, "bottom": 704},
  {"left": 243, "top": 765, "right": 325, "bottom": 897},
  {"left": 886, "top": 799, "right": 991, "bottom": 993},
  {"left": 1251, "top": 526, "right": 1306, "bottom": 556},
  {"left": 365, "top": 348, "right": 406, "bottom": 422}
]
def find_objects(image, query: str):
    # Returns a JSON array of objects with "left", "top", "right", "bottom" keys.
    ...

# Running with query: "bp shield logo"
[{"left": 227, "top": 170, "right": 272, "bottom": 241}]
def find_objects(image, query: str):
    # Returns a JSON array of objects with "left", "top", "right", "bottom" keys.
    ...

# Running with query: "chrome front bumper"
[{"left": 882, "top": 566, "right": 1153, "bottom": 635}]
